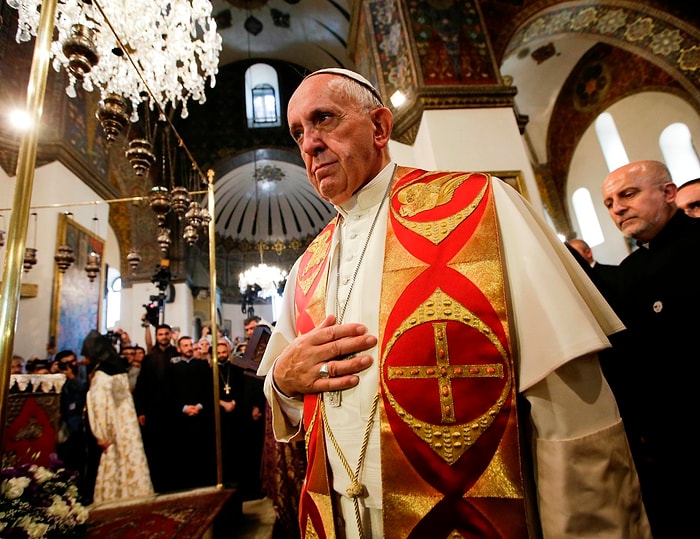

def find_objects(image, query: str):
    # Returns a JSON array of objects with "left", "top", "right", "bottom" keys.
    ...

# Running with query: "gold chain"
[
  {"left": 328, "top": 164, "right": 396, "bottom": 407},
  {"left": 321, "top": 390, "right": 381, "bottom": 539},
  {"left": 323, "top": 164, "right": 395, "bottom": 536},
  {"left": 219, "top": 363, "right": 230, "bottom": 395}
]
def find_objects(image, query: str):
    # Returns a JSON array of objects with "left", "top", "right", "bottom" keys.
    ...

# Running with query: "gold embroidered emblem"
[
  {"left": 392, "top": 173, "right": 489, "bottom": 245},
  {"left": 298, "top": 227, "right": 333, "bottom": 295},
  {"left": 398, "top": 174, "right": 470, "bottom": 217},
  {"left": 14, "top": 416, "right": 43, "bottom": 441},
  {"left": 382, "top": 288, "right": 511, "bottom": 464}
]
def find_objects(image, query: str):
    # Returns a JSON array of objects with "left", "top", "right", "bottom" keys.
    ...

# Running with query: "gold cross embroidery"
[
  {"left": 388, "top": 322, "right": 503, "bottom": 424},
  {"left": 382, "top": 289, "right": 512, "bottom": 463}
]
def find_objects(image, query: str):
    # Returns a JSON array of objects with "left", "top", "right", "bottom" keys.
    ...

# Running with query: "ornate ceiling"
[{"left": 211, "top": 0, "right": 353, "bottom": 70}]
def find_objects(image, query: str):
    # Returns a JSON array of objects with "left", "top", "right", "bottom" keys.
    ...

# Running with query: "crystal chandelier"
[
  {"left": 8, "top": 0, "right": 222, "bottom": 120},
  {"left": 239, "top": 244, "right": 287, "bottom": 299}
]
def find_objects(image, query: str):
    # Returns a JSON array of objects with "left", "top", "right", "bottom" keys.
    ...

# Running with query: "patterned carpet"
[{"left": 86, "top": 487, "right": 234, "bottom": 539}]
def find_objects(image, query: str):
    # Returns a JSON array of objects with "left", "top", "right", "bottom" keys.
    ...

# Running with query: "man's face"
[
  {"left": 122, "top": 348, "right": 136, "bottom": 364},
  {"left": 58, "top": 354, "right": 78, "bottom": 376},
  {"left": 134, "top": 348, "right": 145, "bottom": 364},
  {"left": 193, "top": 342, "right": 202, "bottom": 358},
  {"left": 178, "top": 338, "right": 194, "bottom": 359},
  {"left": 602, "top": 163, "right": 676, "bottom": 243},
  {"left": 244, "top": 320, "right": 258, "bottom": 339},
  {"left": 217, "top": 340, "right": 231, "bottom": 362},
  {"left": 118, "top": 331, "right": 130, "bottom": 346},
  {"left": 676, "top": 182, "right": 700, "bottom": 218},
  {"left": 155, "top": 328, "right": 171, "bottom": 347},
  {"left": 568, "top": 240, "right": 593, "bottom": 264},
  {"left": 287, "top": 74, "right": 384, "bottom": 205}
]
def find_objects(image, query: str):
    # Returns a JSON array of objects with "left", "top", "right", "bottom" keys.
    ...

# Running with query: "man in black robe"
[
  {"left": 164, "top": 335, "right": 215, "bottom": 491},
  {"left": 601, "top": 159, "right": 700, "bottom": 536},
  {"left": 133, "top": 323, "right": 178, "bottom": 492}
]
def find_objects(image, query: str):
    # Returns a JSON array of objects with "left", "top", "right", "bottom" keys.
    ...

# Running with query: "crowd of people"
[{"left": 9, "top": 316, "right": 269, "bottom": 508}]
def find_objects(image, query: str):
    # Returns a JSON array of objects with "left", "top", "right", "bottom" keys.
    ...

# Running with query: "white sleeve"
[
  {"left": 525, "top": 354, "right": 651, "bottom": 538},
  {"left": 492, "top": 179, "right": 624, "bottom": 391},
  {"left": 258, "top": 259, "right": 305, "bottom": 442},
  {"left": 524, "top": 352, "right": 620, "bottom": 439}
]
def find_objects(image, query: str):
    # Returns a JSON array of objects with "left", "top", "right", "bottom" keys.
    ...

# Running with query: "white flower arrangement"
[{"left": 0, "top": 459, "right": 89, "bottom": 538}]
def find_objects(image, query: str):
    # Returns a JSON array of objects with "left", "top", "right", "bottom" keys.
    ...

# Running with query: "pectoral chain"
[
  {"left": 220, "top": 368, "right": 230, "bottom": 395},
  {"left": 328, "top": 165, "right": 395, "bottom": 407}
]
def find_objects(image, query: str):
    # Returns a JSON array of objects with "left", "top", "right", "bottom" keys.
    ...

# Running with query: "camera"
[
  {"left": 142, "top": 300, "right": 160, "bottom": 327},
  {"left": 56, "top": 359, "right": 70, "bottom": 372},
  {"left": 105, "top": 330, "right": 120, "bottom": 346}
]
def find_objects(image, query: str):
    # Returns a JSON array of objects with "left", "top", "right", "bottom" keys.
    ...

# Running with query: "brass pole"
[
  {"left": 0, "top": 190, "right": 207, "bottom": 212},
  {"left": 0, "top": 0, "right": 59, "bottom": 453},
  {"left": 207, "top": 169, "right": 224, "bottom": 488}
]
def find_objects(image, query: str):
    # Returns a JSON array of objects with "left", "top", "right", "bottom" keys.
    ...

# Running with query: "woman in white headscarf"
[{"left": 83, "top": 330, "right": 153, "bottom": 503}]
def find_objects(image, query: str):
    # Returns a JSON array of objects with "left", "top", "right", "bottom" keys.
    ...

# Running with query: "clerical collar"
[{"left": 336, "top": 162, "right": 396, "bottom": 219}]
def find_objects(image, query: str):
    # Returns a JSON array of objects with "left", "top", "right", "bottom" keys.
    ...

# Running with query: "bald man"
[{"left": 601, "top": 160, "right": 700, "bottom": 536}]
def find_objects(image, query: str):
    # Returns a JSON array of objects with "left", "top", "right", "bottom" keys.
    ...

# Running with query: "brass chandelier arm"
[{"left": 0, "top": 191, "right": 207, "bottom": 213}]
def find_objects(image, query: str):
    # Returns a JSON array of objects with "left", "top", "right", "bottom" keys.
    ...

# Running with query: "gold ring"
[{"left": 318, "top": 362, "right": 330, "bottom": 378}]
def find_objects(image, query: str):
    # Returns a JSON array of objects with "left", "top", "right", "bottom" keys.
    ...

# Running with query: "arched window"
[
  {"left": 105, "top": 267, "right": 121, "bottom": 330},
  {"left": 595, "top": 112, "right": 629, "bottom": 172},
  {"left": 252, "top": 83, "right": 277, "bottom": 124},
  {"left": 659, "top": 123, "right": 700, "bottom": 185},
  {"left": 245, "top": 63, "right": 281, "bottom": 128},
  {"left": 572, "top": 187, "right": 604, "bottom": 247}
]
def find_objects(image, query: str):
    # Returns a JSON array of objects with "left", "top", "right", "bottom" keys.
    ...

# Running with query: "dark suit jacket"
[
  {"left": 564, "top": 242, "right": 619, "bottom": 306},
  {"left": 601, "top": 211, "right": 700, "bottom": 535},
  {"left": 589, "top": 261, "right": 620, "bottom": 306}
]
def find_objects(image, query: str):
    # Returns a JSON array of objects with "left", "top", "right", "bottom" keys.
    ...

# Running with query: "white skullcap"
[{"left": 307, "top": 67, "right": 383, "bottom": 105}]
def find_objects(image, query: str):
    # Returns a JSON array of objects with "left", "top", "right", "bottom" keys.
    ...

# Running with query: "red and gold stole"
[
  {"left": 294, "top": 168, "right": 528, "bottom": 538},
  {"left": 294, "top": 218, "right": 337, "bottom": 538}
]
